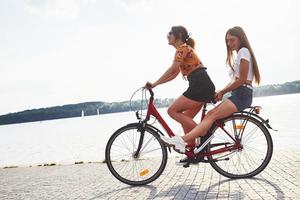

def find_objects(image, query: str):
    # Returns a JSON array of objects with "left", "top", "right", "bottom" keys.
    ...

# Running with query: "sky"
[{"left": 0, "top": 0, "right": 299, "bottom": 115}]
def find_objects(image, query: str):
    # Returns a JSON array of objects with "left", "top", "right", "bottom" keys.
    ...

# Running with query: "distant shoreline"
[
  {"left": 254, "top": 92, "right": 300, "bottom": 98},
  {"left": 0, "top": 80, "right": 299, "bottom": 126}
]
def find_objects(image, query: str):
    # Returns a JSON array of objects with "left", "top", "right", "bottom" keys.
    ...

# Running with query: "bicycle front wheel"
[
  {"left": 208, "top": 115, "right": 273, "bottom": 178},
  {"left": 105, "top": 123, "right": 168, "bottom": 185}
]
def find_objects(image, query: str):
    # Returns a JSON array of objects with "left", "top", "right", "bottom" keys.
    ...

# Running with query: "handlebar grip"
[{"left": 135, "top": 111, "right": 141, "bottom": 120}]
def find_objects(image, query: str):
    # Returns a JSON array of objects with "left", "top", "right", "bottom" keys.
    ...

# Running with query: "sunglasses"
[{"left": 167, "top": 31, "right": 174, "bottom": 37}]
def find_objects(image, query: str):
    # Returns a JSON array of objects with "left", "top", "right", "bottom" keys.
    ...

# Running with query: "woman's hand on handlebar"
[{"left": 145, "top": 81, "right": 156, "bottom": 89}]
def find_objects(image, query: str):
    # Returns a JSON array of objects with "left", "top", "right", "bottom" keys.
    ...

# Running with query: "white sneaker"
[{"left": 160, "top": 135, "right": 186, "bottom": 153}]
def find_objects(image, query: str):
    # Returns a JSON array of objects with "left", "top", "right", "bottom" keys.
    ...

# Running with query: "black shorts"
[{"left": 183, "top": 68, "right": 215, "bottom": 102}]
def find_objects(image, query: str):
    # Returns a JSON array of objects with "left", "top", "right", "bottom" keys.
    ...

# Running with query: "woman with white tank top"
[{"left": 160, "top": 26, "right": 261, "bottom": 156}]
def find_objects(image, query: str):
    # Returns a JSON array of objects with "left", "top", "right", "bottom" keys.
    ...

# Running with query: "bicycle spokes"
[
  {"left": 105, "top": 124, "right": 168, "bottom": 185},
  {"left": 208, "top": 115, "right": 273, "bottom": 178}
]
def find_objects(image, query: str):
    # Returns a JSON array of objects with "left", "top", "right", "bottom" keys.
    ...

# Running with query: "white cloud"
[
  {"left": 115, "top": 0, "right": 161, "bottom": 13},
  {"left": 1, "top": 0, "right": 299, "bottom": 114},
  {"left": 24, "top": 0, "right": 96, "bottom": 19}
]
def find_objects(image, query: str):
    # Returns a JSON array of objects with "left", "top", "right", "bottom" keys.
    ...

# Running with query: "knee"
[
  {"left": 167, "top": 106, "right": 174, "bottom": 117},
  {"left": 167, "top": 106, "right": 180, "bottom": 118}
]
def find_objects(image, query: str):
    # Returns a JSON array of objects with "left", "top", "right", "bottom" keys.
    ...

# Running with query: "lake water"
[{"left": 0, "top": 93, "right": 299, "bottom": 168}]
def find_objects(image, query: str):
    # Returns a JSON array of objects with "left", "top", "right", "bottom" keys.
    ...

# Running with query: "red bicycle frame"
[{"left": 144, "top": 88, "right": 242, "bottom": 158}]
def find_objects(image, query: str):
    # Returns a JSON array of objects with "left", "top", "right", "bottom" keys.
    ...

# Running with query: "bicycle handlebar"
[{"left": 144, "top": 87, "right": 154, "bottom": 100}]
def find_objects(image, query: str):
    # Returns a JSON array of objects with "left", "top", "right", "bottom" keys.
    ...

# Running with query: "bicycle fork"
[{"left": 133, "top": 122, "right": 146, "bottom": 159}]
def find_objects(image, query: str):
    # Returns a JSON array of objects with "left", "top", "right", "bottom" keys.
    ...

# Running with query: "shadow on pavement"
[
  {"left": 88, "top": 176, "right": 284, "bottom": 199},
  {"left": 152, "top": 177, "right": 285, "bottom": 199},
  {"left": 88, "top": 185, "right": 157, "bottom": 200}
]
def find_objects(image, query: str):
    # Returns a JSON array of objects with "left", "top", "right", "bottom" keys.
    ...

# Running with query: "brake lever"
[{"left": 135, "top": 111, "right": 141, "bottom": 120}]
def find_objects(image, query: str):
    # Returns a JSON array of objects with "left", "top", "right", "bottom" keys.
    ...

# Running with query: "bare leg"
[
  {"left": 182, "top": 99, "right": 238, "bottom": 142},
  {"left": 181, "top": 105, "right": 203, "bottom": 146},
  {"left": 167, "top": 95, "right": 203, "bottom": 145}
]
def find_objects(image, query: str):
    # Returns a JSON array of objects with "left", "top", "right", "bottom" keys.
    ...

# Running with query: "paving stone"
[{"left": 1, "top": 149, "right": 300, "bottom": 199}]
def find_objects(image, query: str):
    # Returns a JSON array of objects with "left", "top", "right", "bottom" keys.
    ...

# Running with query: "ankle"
[
  {"left": 186, "top": 143, "right": 195, "bottom": 148},
  {"left": 181, "top": 136, "right": 188, "bottom": 143}
]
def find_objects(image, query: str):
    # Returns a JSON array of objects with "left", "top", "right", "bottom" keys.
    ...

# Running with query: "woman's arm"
[
  {"left": 149, "top": 61, "right": 181, "bottom": 88},
  {"left": 216, "top": 59, "right": 249, "bottom": 100}
]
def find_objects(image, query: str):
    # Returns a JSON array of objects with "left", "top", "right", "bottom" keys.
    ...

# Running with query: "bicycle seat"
[{"left": 204, "top": 99, "right": 217, "bottom": 105}]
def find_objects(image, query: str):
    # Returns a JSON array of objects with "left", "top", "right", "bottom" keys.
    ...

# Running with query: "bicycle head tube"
[{"left": 147, "top": 88, "right": 154, "bottom": 101}]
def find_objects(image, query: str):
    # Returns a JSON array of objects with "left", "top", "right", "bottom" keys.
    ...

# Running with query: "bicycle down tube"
[{"left": 145, "top": 89, "right": 175, "bottom": 137}]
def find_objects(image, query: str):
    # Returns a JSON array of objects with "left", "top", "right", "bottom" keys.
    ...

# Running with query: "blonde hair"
[{"left": 225, "top": 26, "right": 261, "bottom": 85}]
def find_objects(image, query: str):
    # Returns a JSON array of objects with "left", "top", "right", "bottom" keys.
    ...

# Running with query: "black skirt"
[{"left": 183, "top": 67, "right": 215, "bottom": 102}]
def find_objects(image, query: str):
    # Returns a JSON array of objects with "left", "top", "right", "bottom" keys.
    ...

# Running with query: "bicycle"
[{"left": 105, "top": 88, "right": 276, "bottom": 185}]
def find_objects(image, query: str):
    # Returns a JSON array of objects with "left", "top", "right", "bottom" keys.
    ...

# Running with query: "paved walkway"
[{"left": 1, "top": 149, "right": 299, "bottom": 200}]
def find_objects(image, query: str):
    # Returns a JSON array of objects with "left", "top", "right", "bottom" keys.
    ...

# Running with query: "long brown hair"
[
  {"left": 225, "top": 26, "right": 261, "bottom": 85},
  {"left": 171, "top": 26, "right": 195, "bottom": 49}
]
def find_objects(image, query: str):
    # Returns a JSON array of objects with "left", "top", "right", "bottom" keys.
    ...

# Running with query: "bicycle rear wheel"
[
  {"left": 208, "top": 114, "right": 273, "bottom": 178},
  {"left": 105, "top": 123, "right": 168, "bottom": 185}
]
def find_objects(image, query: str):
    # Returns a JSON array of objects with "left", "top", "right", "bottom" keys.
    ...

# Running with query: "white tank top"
[{"left": 228, "top": 47, "right": 254, "bottom": 82}]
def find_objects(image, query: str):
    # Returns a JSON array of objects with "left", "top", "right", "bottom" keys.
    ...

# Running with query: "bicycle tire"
[
  {"left": 208, "top": 114, "right": 273, "bottom": 179},
  {"left": 105, "top": 123, "right": 168, "bottom": 185}
]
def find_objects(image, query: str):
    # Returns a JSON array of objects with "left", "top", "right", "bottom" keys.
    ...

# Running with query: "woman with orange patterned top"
[
  {"left": 160, "top": 26, "right": 260, "bottom": 158},
  {"left": 145, "top": 26, "right": 215, "bottom": 163}
]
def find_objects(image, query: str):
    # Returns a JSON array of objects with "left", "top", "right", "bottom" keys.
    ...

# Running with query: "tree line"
[
  {"left": 0, "top": 98, "right": 174, "bottom": 125},
  {"left": 0, "top": 81, "right": 299, "bottom": 125}
]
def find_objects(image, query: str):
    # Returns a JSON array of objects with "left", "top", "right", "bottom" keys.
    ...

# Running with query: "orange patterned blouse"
[{"left": 174, "top": 43, "right": 202, "bottom": 76}]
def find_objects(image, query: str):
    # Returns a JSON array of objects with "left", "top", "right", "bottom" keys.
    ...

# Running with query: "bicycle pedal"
[
  {"left": 197, "top": 159, "right": 210, "bottom": 163},
  {"left": 214, "top": 158, "right": 230, "bottom": 162},
  {"left": 183, "top": 163, "right": 190, "bottom": 168}
]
